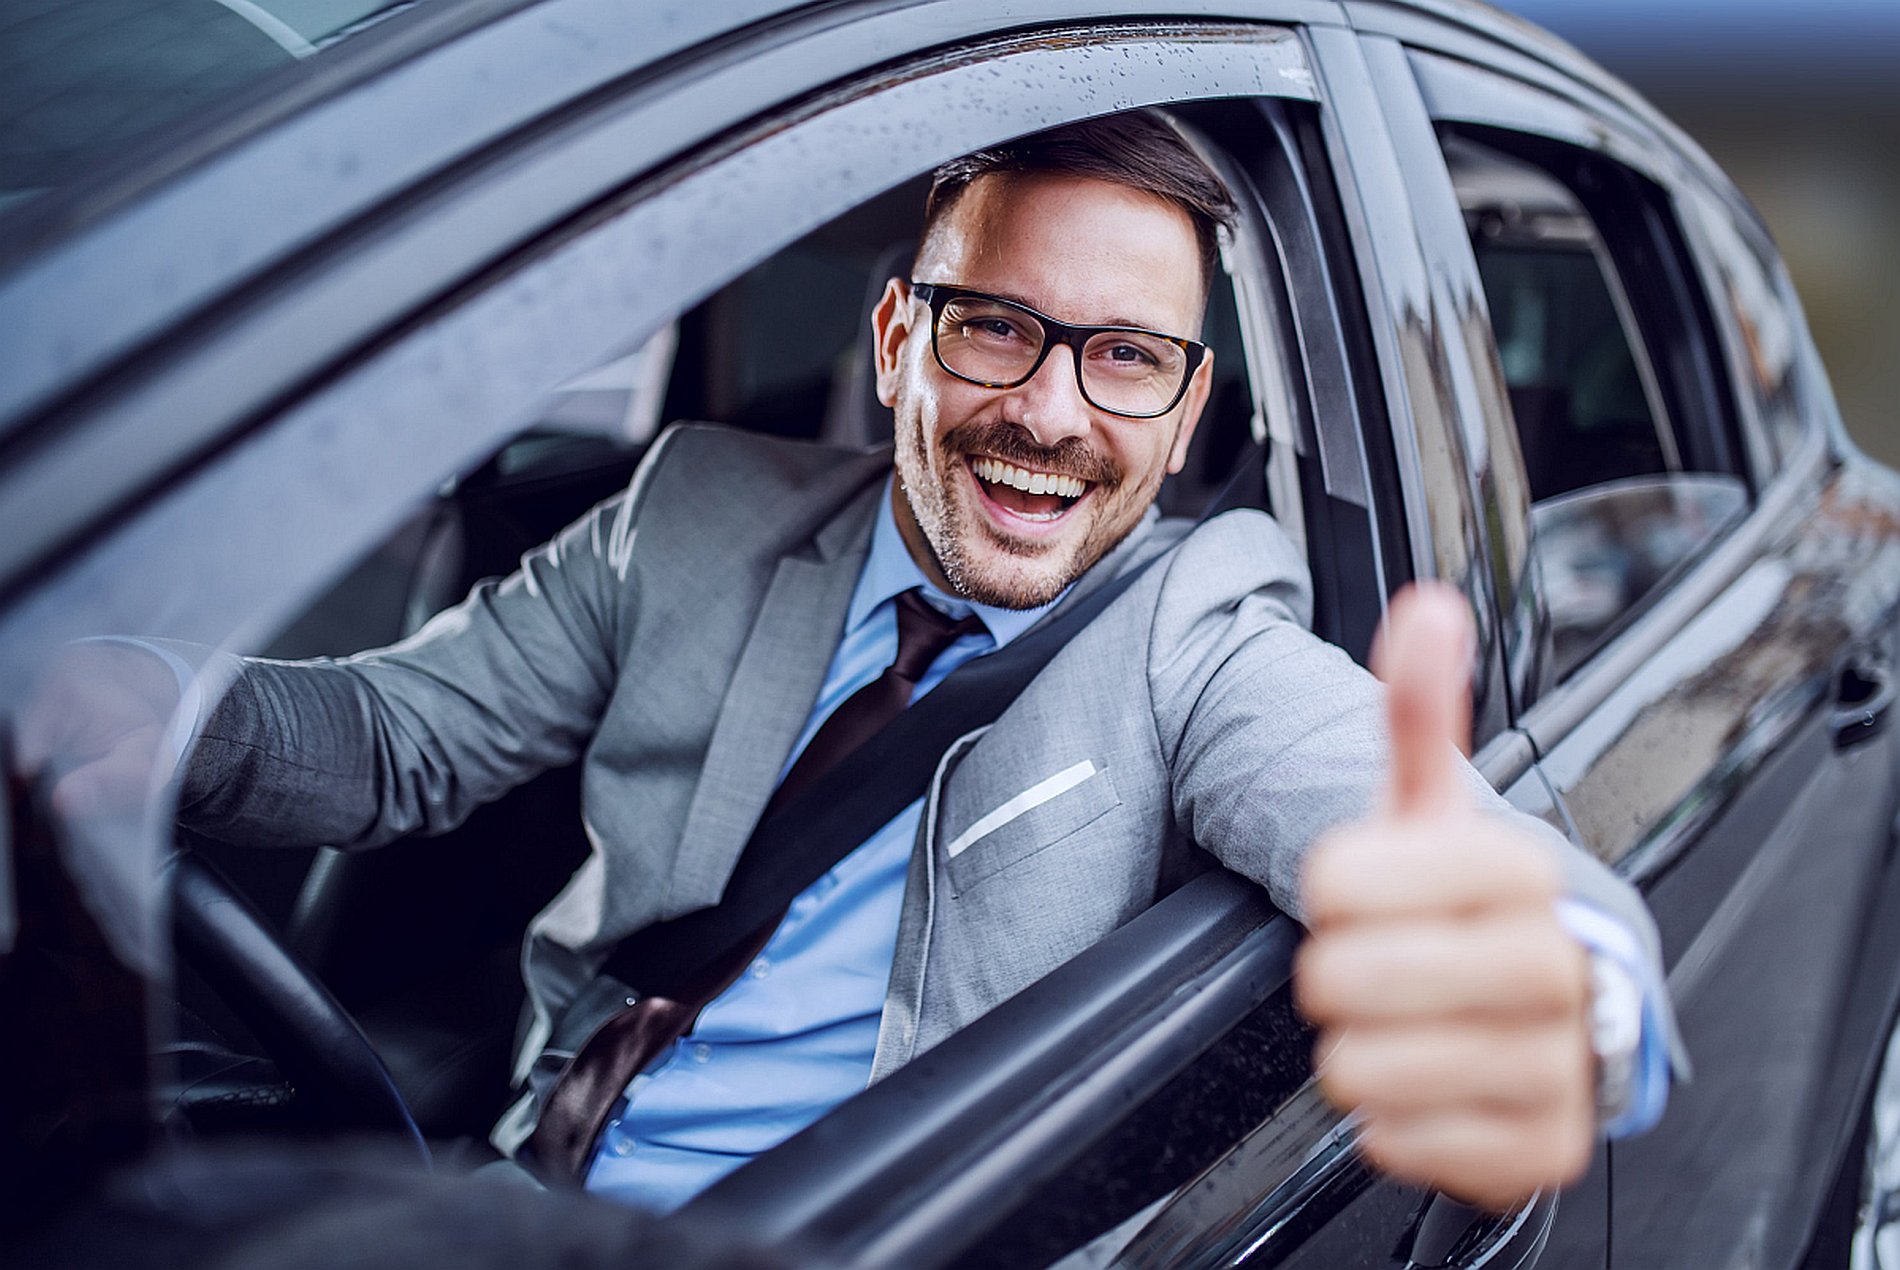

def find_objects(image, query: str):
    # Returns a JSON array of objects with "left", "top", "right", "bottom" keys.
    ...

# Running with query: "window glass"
[
  {"left": 1449, "top": 135, "right": 1674, "bottom": 503},
  {"left": 1677, "top": 182, "right": 1810, "bottom": 467},
  {"left": 1443, "top": 134, "right": 1747, "bottom": 683},
  {"left": 0, "top": 0, "right": 416, "bottom": 219}
]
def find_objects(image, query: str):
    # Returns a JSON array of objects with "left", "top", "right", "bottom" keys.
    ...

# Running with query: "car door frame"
[
  {"left": 0, "top": 5, "right": 1448, "bottom": 1267},
  {"left": 674, "top": 16, "right": 1608, "bottom": 1270}
]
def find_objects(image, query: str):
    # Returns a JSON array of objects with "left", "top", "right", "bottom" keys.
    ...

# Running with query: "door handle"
[
  {"left": 1833, "top": 661, "right": 1894, "bottom": 751},
  {"left": 1402, "top": 1189, "right": 1555, "bottom": 1269},
  {"left": 1406, "top": 1194, "right": 1487, "bottom": 1267}
]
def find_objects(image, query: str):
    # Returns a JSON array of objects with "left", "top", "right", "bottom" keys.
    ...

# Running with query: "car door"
[
  {"left": 666, "top": 21, "right": 1600, "bottom": 1270},
  {"left": 1358, "top": 24, "right": 1900, "bottom": 1270}
]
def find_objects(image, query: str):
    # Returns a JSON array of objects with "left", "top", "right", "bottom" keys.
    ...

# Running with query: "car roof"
[{"left": 0, "top": 0, "right": 1687, "bottom": 287}]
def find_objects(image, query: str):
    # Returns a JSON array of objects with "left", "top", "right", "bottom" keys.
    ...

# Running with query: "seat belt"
[
  {"left": 529, "top": 536, "right": 1176, "bottom": 1181},
  {"left": 601, "top": 540, "right": 1164, "bottom": 999},
  {"left": 607, "top": 440, "right": 1269, "bottom": 997},
  {"left": 530, "top": 454, "right": 1270, "bottom": 1181}
]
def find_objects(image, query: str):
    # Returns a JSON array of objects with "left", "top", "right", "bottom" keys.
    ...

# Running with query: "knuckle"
[
  {"left": 1355, "top": 1122, "right": 1414, "bottom": 1181},
  {"left": 1545, "top": 1116, "right": 1595, "bottom": 1183},
  {"left": 1498, "top": 918, "right": 1588, "bottom": 1011},
  {"left": 1317, "top": 1039, "right": 1375, "bottom": 1106},
  {"left": 1471, "top": 826, "right": 1562, "bottom": 896},
  {"left": 1296, "top": 934, "right": 1375, "bottom": 1022}
]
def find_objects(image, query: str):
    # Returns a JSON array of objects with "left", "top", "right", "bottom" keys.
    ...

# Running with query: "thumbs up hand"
[{"left": 1294, "top": 583, "right": 1595, "bottom": 1211}]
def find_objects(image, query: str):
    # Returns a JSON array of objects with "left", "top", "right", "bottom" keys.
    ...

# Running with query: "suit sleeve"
[
  {"left": 176, "top": 431, "right": 677, "bottom": 850},
  {"left": 1144, "top": 510, "right": 1394, "bottom": 917},
  {"left": 1145, "top": 509, "right": 1686, "bottom": 1093}
]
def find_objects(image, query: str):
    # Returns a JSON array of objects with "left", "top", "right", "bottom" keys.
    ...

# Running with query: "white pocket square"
[{"left": 945, "top": 759, "right": 1099, "bottom": 859}]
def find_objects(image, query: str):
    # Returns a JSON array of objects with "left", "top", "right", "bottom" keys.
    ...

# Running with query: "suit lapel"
[{"left": 662, "top": 477, "right": 886, "bottom": 919}]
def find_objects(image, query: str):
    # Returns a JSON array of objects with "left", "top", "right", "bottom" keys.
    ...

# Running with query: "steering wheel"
[{"left": 170, "top": 850, "right": 429, "bottom": 1164}]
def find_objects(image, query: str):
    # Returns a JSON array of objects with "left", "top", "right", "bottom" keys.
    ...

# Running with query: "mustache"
[{"left": 942, "top": 421, "right": 1122, "bottom": 487}]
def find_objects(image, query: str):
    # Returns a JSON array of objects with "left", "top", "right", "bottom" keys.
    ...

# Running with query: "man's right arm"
[
  {"left": 20, "top": 433, "right": 680, "bottom": 852},
  {"left": 176, "top": 471, "right": 647, "bottom": 850}
]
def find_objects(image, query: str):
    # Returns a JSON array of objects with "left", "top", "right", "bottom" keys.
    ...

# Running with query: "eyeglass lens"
[{"left": 935, "top": 294, "right": 1189, "bottom": 417}]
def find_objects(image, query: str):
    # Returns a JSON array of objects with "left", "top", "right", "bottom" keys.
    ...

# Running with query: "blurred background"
[{"left": 1501, "top": 0, "right": 1900, "bottom": 467}]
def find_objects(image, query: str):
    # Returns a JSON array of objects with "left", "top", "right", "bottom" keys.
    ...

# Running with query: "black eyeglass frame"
[{"left": 909, "top": 281, "right": 1208, "bottom": 420}]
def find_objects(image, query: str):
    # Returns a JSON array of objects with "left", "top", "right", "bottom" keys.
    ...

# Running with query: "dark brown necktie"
[
  {"left": 528, "top": 588, "right": 985, "bottom": 1183},
  {"left": 766, "top": 588, "right": 986, "bottom": 814}
]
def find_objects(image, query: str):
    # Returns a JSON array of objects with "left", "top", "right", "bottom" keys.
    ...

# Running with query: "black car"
[{"left": 3, "top": 2, "right": 1898, "bottom": 1267}]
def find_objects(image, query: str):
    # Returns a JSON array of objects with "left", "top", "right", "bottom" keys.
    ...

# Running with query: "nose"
[{"left": 1008, "top": 344, "right": 1096, "bottom": 447}]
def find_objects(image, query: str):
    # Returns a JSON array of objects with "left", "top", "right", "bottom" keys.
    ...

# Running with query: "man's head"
[{"left": 872, "top": 112, "right": 1238, "bottom": 609}]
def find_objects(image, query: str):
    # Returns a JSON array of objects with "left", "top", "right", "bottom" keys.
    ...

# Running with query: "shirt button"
[
  {"left": 749, "top": 959, "right": 770, "bottom": 980},
  {"left": 692, "top": 1043, "right": 713, "bottom": 1064},
  {"left": 611, "top": 1136, "right": 635, "bottom": 1158}
]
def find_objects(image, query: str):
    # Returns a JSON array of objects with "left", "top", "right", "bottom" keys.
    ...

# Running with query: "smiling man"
[
  {"left": 30, "top": 110, "right": 1674, "bottom": 1220},
  {"left": 877, "top": 162, "right": 1217, "bottom": 610}
]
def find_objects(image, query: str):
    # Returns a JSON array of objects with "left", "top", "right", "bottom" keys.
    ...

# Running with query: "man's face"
[{"left": 872, "top": 172, "right": 1214, "bottom": 609}]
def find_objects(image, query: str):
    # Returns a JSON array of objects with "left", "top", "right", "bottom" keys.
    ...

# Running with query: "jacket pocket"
[{"left": 944, "top": 760, "right": 1120, "bottom": 896}]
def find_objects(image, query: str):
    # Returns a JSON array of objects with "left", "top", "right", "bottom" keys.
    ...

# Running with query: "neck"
[{"left": 890, "top": 478, "right": 961, "bottom": 595}]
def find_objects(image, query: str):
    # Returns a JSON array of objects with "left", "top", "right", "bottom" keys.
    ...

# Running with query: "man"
[{"left": 29, "top": 113, "right": 1670, "bottom": 1217}]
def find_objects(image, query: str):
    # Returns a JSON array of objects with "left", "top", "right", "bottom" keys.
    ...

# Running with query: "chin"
[
  {"left": 935, "top": 517, "right": 1097, "bottom": 610},
  {"left": 944, "top": 559, "right": 1073, "bottom": 610}
]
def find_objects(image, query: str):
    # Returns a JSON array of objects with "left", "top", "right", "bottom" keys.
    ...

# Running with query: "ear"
[
  {"left": 1165, "top": 347, "right": 1215, "bottom": 475},
  {"left": 872, "top": 277, "right": 916, "bottom": 409}
]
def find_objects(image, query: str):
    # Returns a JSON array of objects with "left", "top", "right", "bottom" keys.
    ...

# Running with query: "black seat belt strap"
[
  {"left": 602, "top": 543, "right": 1169, "bottom": 998},
  {"left": 600, "top": 441, "right": 1271, "bottom": 997}
]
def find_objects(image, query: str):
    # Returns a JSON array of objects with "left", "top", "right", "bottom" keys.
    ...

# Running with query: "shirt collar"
[{"left": 845, "top": 478, "right": 1063, "bottom": 650}]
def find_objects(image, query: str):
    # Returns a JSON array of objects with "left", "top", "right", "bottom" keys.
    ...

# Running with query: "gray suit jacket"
[{"left": 181, "top": 424, "right": 1670, "bottom": 1150}]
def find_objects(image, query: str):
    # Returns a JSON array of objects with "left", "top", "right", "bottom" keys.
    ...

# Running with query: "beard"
[{"left": 894, "top": 413, "right": 1163, "bottom": 610}]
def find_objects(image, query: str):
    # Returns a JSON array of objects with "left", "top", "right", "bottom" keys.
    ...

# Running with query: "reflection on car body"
[{"left": 2, "top": 1, "right": 1900, "bottom": 1268}]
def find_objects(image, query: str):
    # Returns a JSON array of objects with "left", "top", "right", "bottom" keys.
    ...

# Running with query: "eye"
[
  {"left": 1104, "top": 342, "right": 1159, "bottom": 366},
  {"left": 942, "top": 298, "right": 1037, "bottom": 350},
  {"left": 1087, "top": 335, "right": 1170, "bottom": 376},
  {"left": 969, "top": 316, "right": 1030, "bottom": 343}
]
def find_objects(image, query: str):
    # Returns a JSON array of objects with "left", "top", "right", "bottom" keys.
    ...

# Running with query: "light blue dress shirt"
[{"left": 584, "top": 483, "right": 1056, "bottom": 1212}]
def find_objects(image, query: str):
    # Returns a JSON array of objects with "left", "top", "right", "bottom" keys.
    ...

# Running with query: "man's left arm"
[{"left": 1145, "top": 516, "right": 1676, "bottom": 1209}]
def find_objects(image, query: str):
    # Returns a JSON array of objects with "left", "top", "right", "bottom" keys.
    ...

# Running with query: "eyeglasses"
[{"left": 909, "top": 282, "right": 1206, "bottom": 420}]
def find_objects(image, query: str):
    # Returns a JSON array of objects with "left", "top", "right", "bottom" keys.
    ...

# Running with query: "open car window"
[{"left": 0, "top": 17, "right": 1410, "bottom": 1265}]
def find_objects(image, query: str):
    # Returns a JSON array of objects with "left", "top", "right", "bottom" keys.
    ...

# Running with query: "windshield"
[{"left": 0, "top": 0, "right": 416, "bottom": 218}]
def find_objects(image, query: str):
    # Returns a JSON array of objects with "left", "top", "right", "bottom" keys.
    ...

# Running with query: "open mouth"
[{"left": 969, "top": 456, "right": 1090, "bottom": 524}]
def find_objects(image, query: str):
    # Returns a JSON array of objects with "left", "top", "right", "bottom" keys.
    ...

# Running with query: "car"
[{"left": 3, "top": 1, "right": 1898, "bottom": 1266}]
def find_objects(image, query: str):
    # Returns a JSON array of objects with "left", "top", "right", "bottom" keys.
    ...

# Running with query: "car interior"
[{"left": 169, "top": 164, "right": 1280, "bottom": 1151}]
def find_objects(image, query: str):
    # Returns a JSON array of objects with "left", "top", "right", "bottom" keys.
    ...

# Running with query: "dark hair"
[{"left": 922, "top": 111, "right": 1239, "bottom": 291}]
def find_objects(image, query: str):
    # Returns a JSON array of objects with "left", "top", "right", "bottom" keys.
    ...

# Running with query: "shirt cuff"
[{"left": 1556, "top": 897, "right": 1672, "bottom": 1139}]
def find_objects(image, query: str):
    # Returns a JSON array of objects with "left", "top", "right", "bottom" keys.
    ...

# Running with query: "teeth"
[{"left": 971, "top": 458, "right": 1086, "bottom": 499}]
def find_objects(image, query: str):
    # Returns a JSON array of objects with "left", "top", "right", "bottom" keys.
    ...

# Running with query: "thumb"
[{"left": 1372, "top": 582, "right": 1475, "bottom": 820}]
